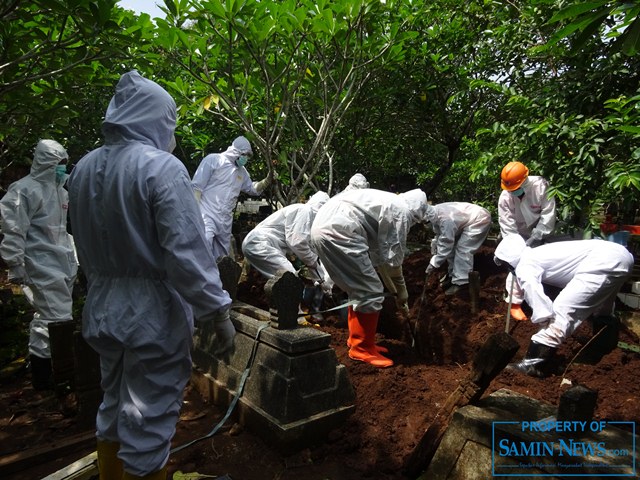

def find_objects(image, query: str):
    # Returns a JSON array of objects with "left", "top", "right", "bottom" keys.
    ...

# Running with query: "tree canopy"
[{"left": 1, "top": 0, "right": 638, "bottom": 232}]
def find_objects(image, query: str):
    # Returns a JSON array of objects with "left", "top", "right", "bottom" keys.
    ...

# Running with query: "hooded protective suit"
[
  {"left": 343, "top": 173, "right": 369, "bottom": 192},
  {"left": 310, "top": 188, "right": 428, "bottom": 312},
  {"left": 68, "top": 71, "right": 232, "bottom": 477},
  {"left": 242, "top": 191, "right": 330, "bottom": 280},
  {"left": 192, "top": 136, "right": 268, "bottom": 259},
  {"left": 494, "top": 235, "right": 633, "bottom": 348},
  {"left": 498, "top": 176, "right": 556, "bottom": 305},
  {"left": 426, "top": 202, "right": 491, "bottom": 286},
  {"left": 0, "top": 139, "right": 77, "bottom": 359}
]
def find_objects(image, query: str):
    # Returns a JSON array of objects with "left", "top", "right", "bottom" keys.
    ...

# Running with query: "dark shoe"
[
  {"left": 576, "top": 315, "right": 619, "bottom": 364},
  {"left": 507, "top": 341, "right": 556, "bottom": 378},
  {"left": 30, "top": 355, "right": 53, "bottom": 391},
  {"left": 445, "top": 283, "right": 466, "bottom": 295}
]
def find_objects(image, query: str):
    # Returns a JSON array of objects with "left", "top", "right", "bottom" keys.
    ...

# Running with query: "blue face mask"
[
  {"left": 55, "top": 164, "right": 67, "bottom": 182},
  {"left": 509, "top": 186, "right": 525, "bottom": 197},
  {"left": 236, "top": 155, "right": 249, "bottom": 167}
]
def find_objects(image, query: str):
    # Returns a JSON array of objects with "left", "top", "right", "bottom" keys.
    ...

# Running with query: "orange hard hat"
[{"left": 500, "top": 161, "right": 529, "bottom": 191}]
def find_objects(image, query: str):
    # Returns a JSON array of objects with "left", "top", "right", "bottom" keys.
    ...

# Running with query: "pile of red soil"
[{"left": 1, "top": 246, "right": 639, "bottom": 480}]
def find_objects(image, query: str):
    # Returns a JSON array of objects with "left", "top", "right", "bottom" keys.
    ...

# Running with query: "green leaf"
[
  {"left": 547, "top": 11, "right": 607, "bottom": 46},
  {"left": 621, "top": 16, "right": 640, "bottom": 56},
  {"left": 618, "top": 126, "right": 640, "bottom": 134},
  {"left": 172, "top": 471, "right": 218, "bottom": 479},
  {"left": 547, "top": 1, "right": 609, "bottom": 25}
]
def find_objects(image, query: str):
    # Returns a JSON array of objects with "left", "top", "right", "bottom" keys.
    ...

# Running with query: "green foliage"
[
  {"left": 0, "top": 0, "right": 638, "bottom": 235},
  {"left": 0, "top": 1, "right": 157, "bottom": 185},
  {"left": 155, "top": 0, "right": 412, "bottom": 204},
  {"left": 545, "top": 1, "right": 640, "bottom": 56}
]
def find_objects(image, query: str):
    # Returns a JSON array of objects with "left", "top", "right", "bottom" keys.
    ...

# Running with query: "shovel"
[
  {"left": 505, "top": 273, "right": 515, "bottom": 333},
  {"left": 412, "top": 274, "right": 432, "bottom": 348}
]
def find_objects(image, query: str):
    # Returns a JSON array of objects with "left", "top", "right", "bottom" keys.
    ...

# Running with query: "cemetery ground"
[{"left": 1, "top": 242, "right": 639, "bottom": 480}]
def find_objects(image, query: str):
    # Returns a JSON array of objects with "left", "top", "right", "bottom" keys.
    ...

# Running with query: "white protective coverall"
[
  {"left": 67, "top": 71, "right": 232, "bottom": 476},
  {"left": 498, "top": 176, "right": 556, "bottom": 304},
  {"left": 0, "top": 139, "right": 78, "bottom": 359},
  {"left": 242, "top": 191, "right": 331, "bottom": 281},
  {"left": 426, "top": 202, "right": 491, "bottom": 286},
  {"left": 494, "top": 235, "right": 633, "bottom": 348},
  {"left": 192, "top": 136, "right": 268, "bottom": 259},
  {"left": 310, "top": 188, "right": 428, "bottom": 312}
]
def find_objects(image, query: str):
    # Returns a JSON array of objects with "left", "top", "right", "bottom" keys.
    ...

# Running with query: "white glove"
[
  {"left": 255, "top": 176, "right": 271, "bottom": 194},
  {"left": 425, "top": 264, "right": 435, "bottom": 277},
  {"left": 320, "top": 276, "right": 334, "bottom": 295},
  {"left": 8, "top": 265, "right": 26, "bottom": 285},
  {"left": 380, "top": 264, "right": 408, "bottom": 310}
]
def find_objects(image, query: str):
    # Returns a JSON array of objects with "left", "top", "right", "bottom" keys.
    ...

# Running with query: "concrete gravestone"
[{"left": 192, "top": 262, "right": 355, "bottom": 452}]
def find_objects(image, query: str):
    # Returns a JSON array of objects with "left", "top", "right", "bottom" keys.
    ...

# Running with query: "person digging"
[{"left": 493, "top": 234, "right": 633, "bottom": 378}]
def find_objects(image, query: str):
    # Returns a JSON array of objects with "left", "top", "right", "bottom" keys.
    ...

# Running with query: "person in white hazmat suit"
[
  {"left": 310, "top": 188, "right": 429, "bottom": 368},
  {"left": 67, "top": 71, "right": 235, "bottom": 480},
  {"left": 342, "top": 173, "right": 369, "bottom": 192},
  {"left": 242, "top": 190, "right": 331, "bottom": 280},
  {"left": 0, "top": 139, "right": 78, "bottom": 391},
  {"left": 498, "top": 161, "right": 556, "bottom": 322},
  {"left": 242, "top": 191, "right": 333, "bottom": 321},
  {"left": 494, "top": 234, "right": 633, "bottom": 378},
  {"left": 192, "top": 136, "right": 271, "bottom": 260},
  {"left": 424, "top": 202, "right": 492, "bottom": 295}
]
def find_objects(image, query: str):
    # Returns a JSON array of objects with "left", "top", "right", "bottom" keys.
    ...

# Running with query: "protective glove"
[
  {"left": 430, "top": 238, "right": 437, "bottom": 255},
  {"left": 525, "top": 229, "right": 543, "bottom": 247},
  {"left": 306, "top": 260, "right": 320, "bottom": 279},
  {"left": 525, "top": 236, "right": 540, "bottom": 247},
  {"left": 196, "top": 308, "right": 236, "bottom": 354},
  {"left": 213, "top": 308, "right": 236, "bottom": 355},
  {"left": 8, "top": 265, "right": 26, "bottom": 285},
  {"left": 380, "top": 264, "right": 408, "bottom": 310},
  {"left": 194, "top": 189, "right": 202, "bottom": 203},
  {"left": 320, "top": 276, "right": 334, "bottom": 295},
  {"left": 425, "top": 264, "right": 436, "bottom": 277},
  {"left": 255, "top": 176, "right": 271, "bottom": 194}
]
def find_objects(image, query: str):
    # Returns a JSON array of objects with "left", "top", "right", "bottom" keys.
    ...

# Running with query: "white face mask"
[{"left": 236, "top": 155, "right": 249, "bottom": 167}]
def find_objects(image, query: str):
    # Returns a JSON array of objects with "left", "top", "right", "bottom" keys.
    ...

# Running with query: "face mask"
[
  {"left": 509, "top": 186, "right": 525, "bottom": 197},
  {"left": 167, "top": 135, "right": 177, "bottom": 153},
  {"left": 236, "top": 155, "right": 249, "bottom": 167},
  {"left": 55, "top": 164, "right": 67, "bottom": 182}
]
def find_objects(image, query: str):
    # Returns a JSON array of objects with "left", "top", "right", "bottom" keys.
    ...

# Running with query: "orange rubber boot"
[
  {"left": 348, "top": 310, "right": 393, "bottom": 368},
  {"left": 510, "top": 304, "right": 528, "bottom": 321},
  {"left": 346, "top": 306, "right": 388, "bottom": 353}
]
